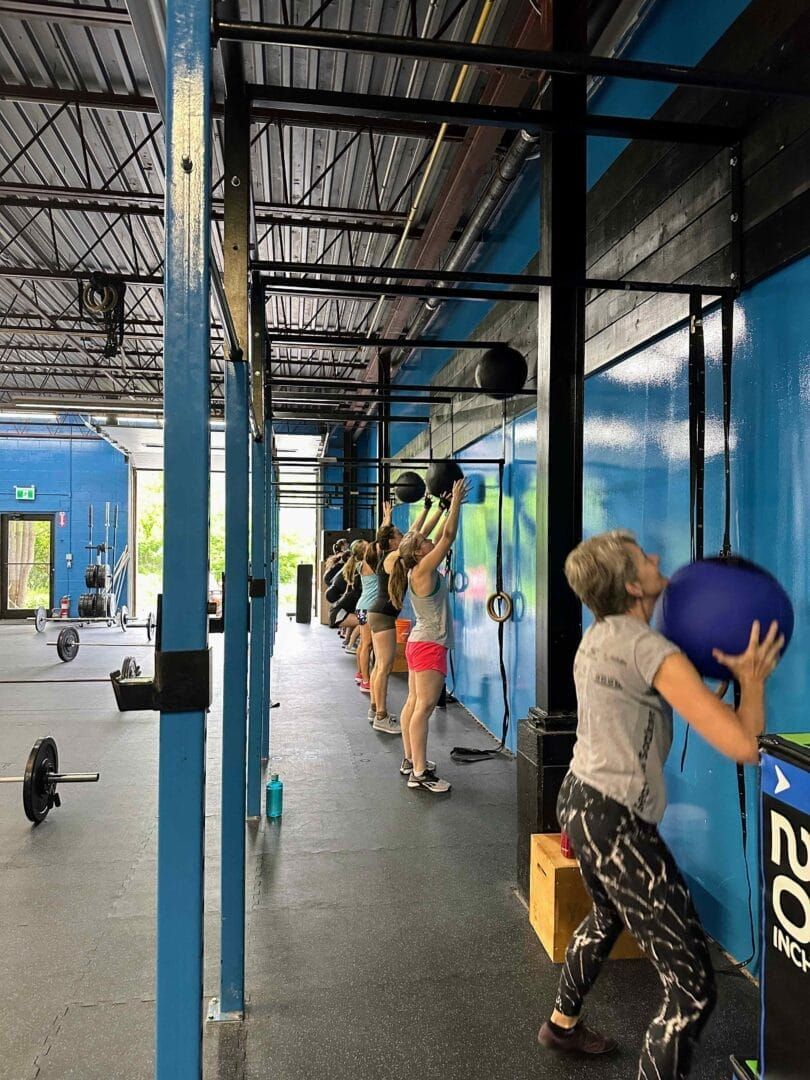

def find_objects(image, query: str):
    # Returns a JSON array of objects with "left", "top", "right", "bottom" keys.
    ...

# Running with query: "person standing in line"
[
  {"left": 392, "top": 479, "right": 467, "bottom": 793},
  {"left": 537, "top": 529, "right": 784, "bottom": 1078},
  {"left": 354, "top": 502, "right": 394, "bottom": 700},
  {"left": 367, "top": 495, "right": 443, "bottom": 734}
]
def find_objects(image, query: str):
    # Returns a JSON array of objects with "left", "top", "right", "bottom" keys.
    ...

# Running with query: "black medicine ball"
[
  {"left": 425, "top": 459, "right": 464, "bottom": 497},
  {"left": 475, "top": 344, "right": 528, "bottom": 400},
  {"left": 392, "top": 470, "right": 425, "bottom": 503}
]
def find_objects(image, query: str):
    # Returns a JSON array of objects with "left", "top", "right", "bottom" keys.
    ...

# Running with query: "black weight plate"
[
  {"left": 92, "top": 593, "right": 106, "bottom": 618},
  {"left": 146, "top": 611, "right": 153, "bottom": 642},
  {"left": 78, "top": 594, "right": 94, "bottom": 618},
  {"left": 120, "top": 656, "right": 137, "bottom": 679},
  {"left": 56, "top": 627, "right": 80, "bottom": 662},
  {"left": 34, "top": 607, "right": 47, "bottom": 633},
  {"left": 23, "top": 736, "right": 58, "bottom": 825},
  {"left": 119, "top": 605, "right": 128, "bottom": 631}
]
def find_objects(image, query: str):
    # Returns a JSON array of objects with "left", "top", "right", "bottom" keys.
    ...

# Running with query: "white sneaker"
[
  {"left": 372, "top": 712, "right": 401, "bottom": 735},
  {"left": 400, "top": 757, "right": 435, "bottom": 775},
  {"left": 407, "top": 768, "right": 451, "bottom": 794},
  {"left": 367, "top": 706, "right": 376, "bottom": 724}
]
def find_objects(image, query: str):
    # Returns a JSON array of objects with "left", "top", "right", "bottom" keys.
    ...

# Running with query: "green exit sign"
[{"left": 15, "top": 485, "right": 36, "bottom": 501}]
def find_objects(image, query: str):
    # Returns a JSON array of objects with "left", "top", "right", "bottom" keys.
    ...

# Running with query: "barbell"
[
  {"left": 0, "top": 737, "right": 99, "bottom": 824},
  {"left": 50, "top": 626, "right": 152, "bottom": 663}
]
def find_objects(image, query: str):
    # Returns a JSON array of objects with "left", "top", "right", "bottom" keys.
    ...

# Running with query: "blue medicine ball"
[{"left": 653, "top": 556, "right": 794, "bottom": 680}]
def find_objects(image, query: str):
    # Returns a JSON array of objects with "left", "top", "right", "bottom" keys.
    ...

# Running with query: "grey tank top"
[{"left": 408, "top": 569, "right": 453, "bottom": 649}]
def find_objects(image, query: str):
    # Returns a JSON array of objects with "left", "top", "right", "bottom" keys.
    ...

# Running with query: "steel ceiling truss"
[{"left": 0, "top": 2, "right": 782, "bottom": 415}]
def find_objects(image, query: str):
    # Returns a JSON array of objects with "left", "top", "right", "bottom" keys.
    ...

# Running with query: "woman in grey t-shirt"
[{"left": 537, "top": 529, "right": 784, "bottom": 1079}]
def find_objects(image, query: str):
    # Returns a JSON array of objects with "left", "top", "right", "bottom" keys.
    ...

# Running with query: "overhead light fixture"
[
  {"left": 10, "top": 398, "right": 163, "bottom": 416},
  {"left": 0, "top": 411, "right": 59, "bottom": 422}
]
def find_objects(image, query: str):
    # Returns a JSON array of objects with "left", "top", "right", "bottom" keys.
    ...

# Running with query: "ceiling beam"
[
  {"left": 0, "top": 80, "right": 463, "bottom": 141},
  {"left": 0, "top": 265, "right": 162, "bottom": 287},
  {"left": 249, "top": 83, "right": 738, "bottom": 145},
  {"left": 265, "top": 277, "right": 537, "bottom": 304},
  {"left": 0, "top": 182, "right": 421, "bottom": 235},
  {"left": 219, "top": 21, "right": 810, "bottom": 100},
  {"left": 266, "top": 331, "right": 497, "bottom": 350}
]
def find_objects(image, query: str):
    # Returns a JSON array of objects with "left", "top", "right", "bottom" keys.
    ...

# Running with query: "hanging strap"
[
  {"left": 723, "top": 298, "right": 755, "bottom": 967},
  {"left": 720, "top": 295, "right": 734, "bottom": 558},
  {"left": 681, "top": 293, "right": 706, "bottom": 770},
  {"left": 688, "top": 291, "right": 706, "bottom": 563}
]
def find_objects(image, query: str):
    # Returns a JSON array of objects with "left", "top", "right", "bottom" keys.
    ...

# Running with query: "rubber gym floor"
[{"left": 0, "top": 618, "right": 759, "bottom": 1079}]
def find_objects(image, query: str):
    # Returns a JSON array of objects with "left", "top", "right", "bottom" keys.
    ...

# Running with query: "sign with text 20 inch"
[{"left": 761, "top": 751, "right": 810, "bottom": 1079}]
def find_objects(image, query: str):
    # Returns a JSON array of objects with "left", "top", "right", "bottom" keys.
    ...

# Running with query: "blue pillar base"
[{"left": 206, "top": 998, "right": 245, "bottom": 1024}]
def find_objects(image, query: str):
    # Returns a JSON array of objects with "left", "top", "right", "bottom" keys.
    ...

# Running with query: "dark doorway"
[{"left": 0, "top": 513, "right": 55, "bottom": 618}]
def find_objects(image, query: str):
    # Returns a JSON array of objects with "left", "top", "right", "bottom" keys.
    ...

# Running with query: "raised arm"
[
  {"left": 653, "top": 620, "right": 784, "bottom": 765},
  {"left": 411, "top": 493, "right": 433, "bottom": 534},
  {"left": 422, "top": 503, "right": 446, "bottom": 539},
  {"left": 379, "top": 500, "right": 392, "bottom": 527},
  {"left": 416, "top": 479, "right": 466, "bottom": 576}
]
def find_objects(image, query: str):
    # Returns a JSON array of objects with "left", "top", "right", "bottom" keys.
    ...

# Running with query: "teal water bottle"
[{"left": 266, "top": 774, "right": 283, "bottom": 819}]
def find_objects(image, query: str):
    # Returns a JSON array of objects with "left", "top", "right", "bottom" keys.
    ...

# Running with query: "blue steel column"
[
  {"left": 247, "top": 430, "right": 266, "bottom": 816},
  {"left": 262, "top": 429, "right": 275, "bottom": 761},
  {"left": 218, "top": 69, "right": 251, "bottom": 1016},
  {"left": 220, "top": 359, "right": 249, "bottom": 1014},
  {"left": 157, "top": 0, "right": 210, "bottom": 1075},
  {"left": 247, "top": 279, "right": 268, "bottom": 811}
]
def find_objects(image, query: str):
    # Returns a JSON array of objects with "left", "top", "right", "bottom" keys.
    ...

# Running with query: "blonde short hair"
[{"left": 564, "top": 530, "right": 639, "bottom": 620}]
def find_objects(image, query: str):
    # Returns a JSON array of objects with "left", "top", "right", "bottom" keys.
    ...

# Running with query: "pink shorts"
[{"left": 405, "top": 640, "right": 448, "bottom": 676}]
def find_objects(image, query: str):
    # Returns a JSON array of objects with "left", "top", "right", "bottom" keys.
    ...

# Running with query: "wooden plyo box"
[
  {"left": 529, "top": 833, "right": 644, "bottom": 963},
  {"left": 392, "top": 641, "right": 408, "bottom": 673}
]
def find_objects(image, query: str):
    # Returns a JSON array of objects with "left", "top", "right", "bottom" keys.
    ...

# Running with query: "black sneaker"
[
  {"left": 537, "top": 1020, "right": 618, "bottom": 1056},
  {"left": 407, "top": 768, "right": 450, "bottom": 793},
  {"left": 400, "top": 757, "right": 435, "bottom": 775}
]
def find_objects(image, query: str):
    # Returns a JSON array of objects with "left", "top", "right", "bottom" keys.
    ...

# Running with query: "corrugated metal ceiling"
[{"left": 0, "top": 0, "right": 515, "bottom": 413}]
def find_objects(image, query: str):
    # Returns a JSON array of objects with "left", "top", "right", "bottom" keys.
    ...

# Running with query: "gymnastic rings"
[{"left": 486, "top": 591, "right": 513, "bottom": 623}]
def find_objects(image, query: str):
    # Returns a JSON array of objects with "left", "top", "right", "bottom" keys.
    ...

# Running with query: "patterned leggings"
[{"left": 555, "top": 773, "right": 717, "bottom": 1080}]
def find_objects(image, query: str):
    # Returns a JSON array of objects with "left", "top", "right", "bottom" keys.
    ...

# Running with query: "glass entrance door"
[{"left": 0, "top": 514, "right": 55, "bottom": 618}]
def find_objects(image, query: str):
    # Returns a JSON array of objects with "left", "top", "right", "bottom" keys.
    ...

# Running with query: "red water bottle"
[{"left": 560, "top": 831, "right": 574, "bottom": 859}]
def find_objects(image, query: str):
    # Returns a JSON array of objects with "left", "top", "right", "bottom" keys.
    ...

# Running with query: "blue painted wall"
[
  {"left": 324, "top": 425, "right": 377, "bottom": 533},
  {"left": 0, "top": 423, "right": 129, "bottom": 615},
  {"left": 583, "top": 256, "right": 810, "bottom": 968}
]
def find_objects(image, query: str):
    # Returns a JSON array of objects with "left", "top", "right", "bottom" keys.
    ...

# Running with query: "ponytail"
[
  {"left": 342, "top": 539, "right": 368, "bottom": 584},
  {"left": 388, "top": 558, "right": 408, "bottom": 612},
  {"left": 364, "top": 541, "right": 380, "bottom": 572},
  {"left": 388, "top": 531, "right": 423, "bottom": 610}
]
